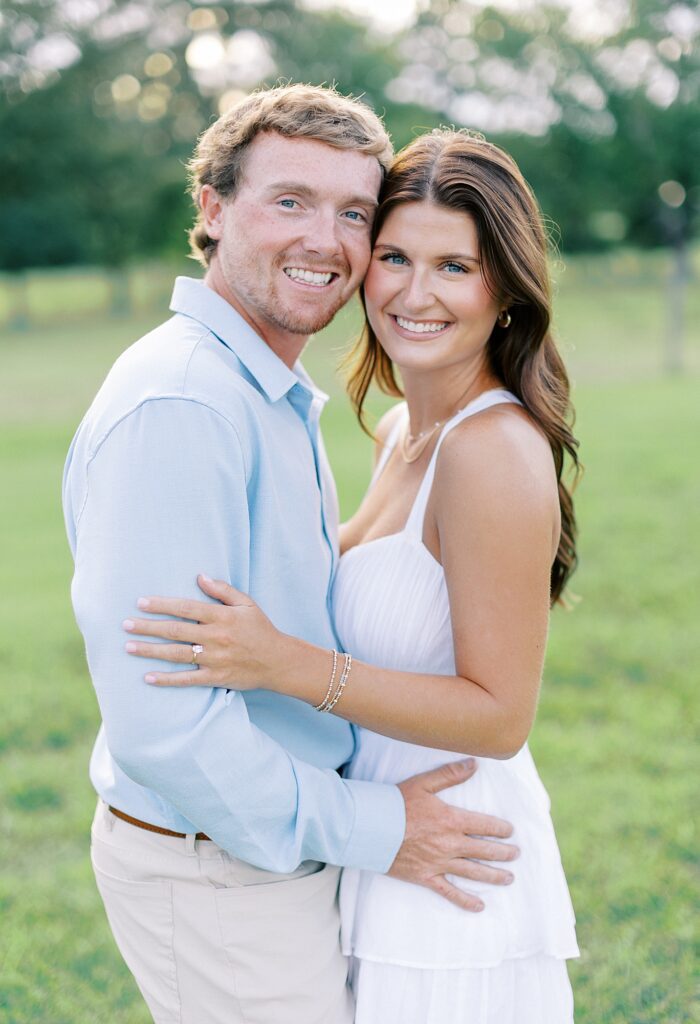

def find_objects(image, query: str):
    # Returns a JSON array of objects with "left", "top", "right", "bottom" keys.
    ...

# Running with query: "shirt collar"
[{"left": 170, "top": 276, "right": 321, "bottom": 404}]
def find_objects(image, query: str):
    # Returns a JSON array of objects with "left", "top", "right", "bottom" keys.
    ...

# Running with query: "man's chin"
[{"left": 274, "top": 301, "right": 346, "bottom": 337}]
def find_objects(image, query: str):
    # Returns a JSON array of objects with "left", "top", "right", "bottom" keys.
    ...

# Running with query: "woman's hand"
[{"left": 123, "top": 575, "right": 289, "bottom": 689}]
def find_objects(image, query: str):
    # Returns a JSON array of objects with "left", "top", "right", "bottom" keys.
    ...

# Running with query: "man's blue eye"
[
  {"left": 279, "top": 199, "right": 298, "bottom": 209},
  {"left": 344, "top": 210, "right": 366, "bottom": 222}
]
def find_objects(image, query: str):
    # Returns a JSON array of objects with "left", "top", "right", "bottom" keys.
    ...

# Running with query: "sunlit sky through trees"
[{"left": 301, "top": 0, "right": 633, "bottom": 39}]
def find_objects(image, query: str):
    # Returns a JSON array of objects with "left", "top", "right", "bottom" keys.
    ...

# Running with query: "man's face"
[{"left": 202, "top": 132, "right": 383, "bottom": 356}]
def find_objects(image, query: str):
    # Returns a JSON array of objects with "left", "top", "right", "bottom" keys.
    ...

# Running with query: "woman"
[{"left": 125, "top": 129, "right": 581, "bottom": 1022}]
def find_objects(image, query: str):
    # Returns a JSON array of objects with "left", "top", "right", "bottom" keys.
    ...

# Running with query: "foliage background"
[
  {"left": 1, "top": 1, "right": 698, "bottom": 1021},
  {"left": 2, "top": 0, "right": 699, "bottom": 270}
]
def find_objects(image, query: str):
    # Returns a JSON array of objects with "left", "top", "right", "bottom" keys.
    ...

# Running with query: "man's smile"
[{"left": 283, "top": 267, "right": 339, "bottom": 288}]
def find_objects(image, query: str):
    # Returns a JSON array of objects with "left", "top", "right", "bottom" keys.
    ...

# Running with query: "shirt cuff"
[{"left": 341, "top": 779, "right": 406, "bottom": 873}]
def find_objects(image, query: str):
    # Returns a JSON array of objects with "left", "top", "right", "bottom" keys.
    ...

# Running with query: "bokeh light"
[
  {"left": 658, "top": 180, "right": 687, "bottom": 208},
  {"left": 111, "top": 74, "right": 140, "bottom": 103},
  {"left": 144, "top": 52, "right": 174, "bottom": 78},
  {"left": 187, "top": 8, "right": 220, "bottom": 31},
  {"left": 138, "top": 82, "right": 171, "bottom": 121},
  {"left": 185, "top": 33, "right": 226, "bottom": 71}
]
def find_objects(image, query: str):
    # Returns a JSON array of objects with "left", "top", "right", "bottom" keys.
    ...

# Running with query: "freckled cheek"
[
  {"left": 252, "top": 210, "right": 303, "bottom": 249},
  {"left": 363, "top": 263, "right": 394, "bottom": 312},
  {"left": 342, "top": 235, "right": 371, "bottom": 280}
]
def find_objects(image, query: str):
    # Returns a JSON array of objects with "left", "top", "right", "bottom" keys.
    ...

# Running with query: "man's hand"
[{"left": 388, "top": 759, "right": 518, "bottom": 912}]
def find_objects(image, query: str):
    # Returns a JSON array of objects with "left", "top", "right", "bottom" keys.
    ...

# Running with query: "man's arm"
[{"left": 65, "top": 396, "right": 405, "bottom": 873}]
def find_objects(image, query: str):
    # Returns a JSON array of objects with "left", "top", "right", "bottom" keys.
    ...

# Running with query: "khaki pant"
[{"left": 91, "top": 800, "right": 354, "bottom": 1024}]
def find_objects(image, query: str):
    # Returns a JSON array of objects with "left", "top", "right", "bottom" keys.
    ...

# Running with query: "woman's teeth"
[
  {"left": 284, "top": 268, "right": 333, "bottom": 286},
  {"left": 395, "top": 316, "right": 448, "bottom": 334}
]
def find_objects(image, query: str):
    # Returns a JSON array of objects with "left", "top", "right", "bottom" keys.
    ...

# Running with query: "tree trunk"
[
  {"left": 109, "top": 266, "right": 131, "bottom": 318},
  {"left": 9, "top": 272, "right": 31, "bottom": 331},
  {"left": 664, "top": 240, "right": 688, "bottom": 375}
]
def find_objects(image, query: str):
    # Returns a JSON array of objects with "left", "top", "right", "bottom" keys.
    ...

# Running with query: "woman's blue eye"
[
  {"left": 444, "top": 261, "right": 466, "bottom": 274},
  {"left": 379, "top": 252, "right": 407, "bottom": 265}
]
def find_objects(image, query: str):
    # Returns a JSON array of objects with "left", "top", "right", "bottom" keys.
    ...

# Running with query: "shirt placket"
[{"left": 287, "top": 384, "right": 338, "bottom": 629}]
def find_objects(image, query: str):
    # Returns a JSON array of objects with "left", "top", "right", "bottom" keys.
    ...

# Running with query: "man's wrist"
[{"left": 341, "top": 780, "right": 406, "bottom": 871}]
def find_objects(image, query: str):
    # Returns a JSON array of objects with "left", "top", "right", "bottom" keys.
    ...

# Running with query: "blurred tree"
[
  {"left": 1, "top": 4, "right": 190, "bottom": 280},
  {"left": 2, "top": 0, "right": 697, "bottom": 362},
  {"left": 392, "top": 0, "right": 699, "bottom": 368},
  {"left": 0, "top": 0, "right": 439, "bottom": 274},
  {"left": 395, "top": 0, "right": 699, "bottom": 252}
]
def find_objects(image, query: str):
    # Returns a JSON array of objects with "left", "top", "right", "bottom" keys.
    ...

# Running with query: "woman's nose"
[{"left": 401, "top": 270, "right": 435, "bottom": 312}]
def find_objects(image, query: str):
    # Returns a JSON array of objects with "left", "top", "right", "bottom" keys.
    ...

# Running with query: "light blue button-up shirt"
[{"left": 63, "top": 276, "right": 405, "bottom": 873}]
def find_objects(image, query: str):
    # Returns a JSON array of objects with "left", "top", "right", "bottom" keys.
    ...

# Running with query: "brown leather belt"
[{"left": 109, "top": 805, "right": 212, "bottom": 841}]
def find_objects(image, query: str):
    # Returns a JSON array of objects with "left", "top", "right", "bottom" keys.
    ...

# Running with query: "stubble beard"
[
  {"left": 249, "top": 272, "right": 352, "bottom": 337},
  {"left": 272, "top": 249, "right": 354, "bottom": 335},
  {"left": 220, "top": 246, "right": 355, "bottom": 337},
  {"left": 265, "top": 293, "right": 349, "bottom": 336}
]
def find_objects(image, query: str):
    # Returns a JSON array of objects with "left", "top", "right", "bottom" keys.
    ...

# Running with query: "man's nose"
[{"left": 303, "top": 210, "right": 343, "bottom": 258}]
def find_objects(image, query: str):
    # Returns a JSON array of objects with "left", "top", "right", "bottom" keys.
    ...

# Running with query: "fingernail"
[
  {"left": 503, "top": 872, "right": 514, "bottom": 884},
  {"left": 474, "top": 900, "right": 485, "bottom": 912},
  {"left": 137, "top": 598, "right": 150, "bottom": 610},
  {"left": 462, "top": 758, "right": 475, "bottom": 769},
  {"left": 199, "top": 574, "right": 213, "bottom": 584},
  {"left": 123, "top": 619, "right": 135, "bottom": 631},
  {"left": 145, "top": 674, "right": 157, "bottom": 684},
  {"left": 125, "top": 642, "right": 138, "bottom": 653}
]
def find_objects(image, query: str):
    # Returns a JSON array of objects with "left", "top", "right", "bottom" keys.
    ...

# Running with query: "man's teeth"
[
  {"left": 395, "top": 316, "right": 448, "bottom": 334},
  {"left": 284, "top": 268, "right": 333, "bottom": 286}
]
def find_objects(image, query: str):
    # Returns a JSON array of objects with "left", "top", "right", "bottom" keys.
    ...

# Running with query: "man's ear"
[{"left": 200, "top": 185, "right": 226, "bottom": 241}]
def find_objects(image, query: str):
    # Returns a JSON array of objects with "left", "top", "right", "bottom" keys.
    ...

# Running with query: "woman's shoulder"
[{"left": 434, "top": 400, "right": 557, "bottom": 509}]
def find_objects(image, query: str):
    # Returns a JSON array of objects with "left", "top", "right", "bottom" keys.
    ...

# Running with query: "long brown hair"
[{"left": 345, "top": 128, "right": 580, "bottom": 603}]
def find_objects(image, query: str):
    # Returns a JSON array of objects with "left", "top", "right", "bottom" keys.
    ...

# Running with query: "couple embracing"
[{"left": 63, "top": 83, "right": 580, "bottom": 1024}]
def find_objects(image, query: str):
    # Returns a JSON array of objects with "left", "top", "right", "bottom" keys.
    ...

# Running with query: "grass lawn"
[{"left": 0, "top": 253, "right": 698, "bottom": 1023}]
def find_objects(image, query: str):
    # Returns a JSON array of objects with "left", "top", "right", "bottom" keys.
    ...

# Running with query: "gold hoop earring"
[{"left": 497, "top": 309, "right": 512, "bottom": 328}]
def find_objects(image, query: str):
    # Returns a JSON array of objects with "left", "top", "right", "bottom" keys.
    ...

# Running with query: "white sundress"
[{"left": 333, "top": 389, "right": 579, "bottom": 1024}]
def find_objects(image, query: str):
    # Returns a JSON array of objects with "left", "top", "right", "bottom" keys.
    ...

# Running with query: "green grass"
[{"left": 1, "top": 253, "right": 698, "bottom": 1023}]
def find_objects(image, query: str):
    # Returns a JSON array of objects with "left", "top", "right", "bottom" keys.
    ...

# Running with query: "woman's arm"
[{"left": 125, "top": 410, "right": 559, "bottom": 759}]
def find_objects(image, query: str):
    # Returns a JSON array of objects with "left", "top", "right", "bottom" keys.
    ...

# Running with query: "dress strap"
[
  {"left": 404, "top": 389, "right": 522, "bottom": 537},
  {"left": 368, "top": 404, "right": 408, "bottom": 489}
]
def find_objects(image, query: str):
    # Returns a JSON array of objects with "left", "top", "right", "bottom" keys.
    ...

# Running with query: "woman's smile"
[
  {"left": 389, "top": 314, "right": 453, "bottom": 338},
  {"left": 365, "top": 200, "right": 501, "bottom": 374}
]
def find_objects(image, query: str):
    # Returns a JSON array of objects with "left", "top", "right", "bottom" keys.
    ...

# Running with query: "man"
[{"left": 63, "top": 85, "right": 517, "bottom": 1024}]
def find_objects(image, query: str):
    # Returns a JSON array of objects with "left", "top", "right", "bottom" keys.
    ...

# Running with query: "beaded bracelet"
[
  {"left": 322, "top": 653, "right": 352, "bottom": 714},
  {"left": 313, "top": 649, "right": 338, "bottom": 711}
]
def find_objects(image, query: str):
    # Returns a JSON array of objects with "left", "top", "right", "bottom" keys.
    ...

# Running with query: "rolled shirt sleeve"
[{"left": 66, "top": 396, "right": 405, "bottom": 873}]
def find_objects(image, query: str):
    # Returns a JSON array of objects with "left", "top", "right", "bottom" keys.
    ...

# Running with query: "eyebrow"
[
  {"left": 374, "top": 243, "right": 480, "bottom": 264},
  {"left": 264, "top": 181, "right": 378, "bottom": 209}
]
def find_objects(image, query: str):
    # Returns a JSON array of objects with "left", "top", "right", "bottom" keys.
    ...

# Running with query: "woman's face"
[{"left": 364, "top": 200, "right": 502, "bottom": 375}]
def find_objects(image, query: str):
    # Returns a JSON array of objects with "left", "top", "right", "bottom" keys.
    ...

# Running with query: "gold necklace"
[
  {"left": 401, "top": 419, "right": 448, "bottom": 463},
  {"left": 400, "top": 383, "right": 479, "bottom": 464}
]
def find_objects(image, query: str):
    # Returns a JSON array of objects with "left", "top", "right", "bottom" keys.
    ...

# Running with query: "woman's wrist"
[{"left": 266, "top": 634, "right": 331, "bottom": 705}]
